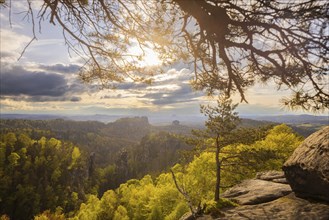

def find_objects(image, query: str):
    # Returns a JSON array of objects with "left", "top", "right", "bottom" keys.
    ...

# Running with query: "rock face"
[
  {"left": 283, "top": 126, "right": 329, "bottom": 202},
  {"left": 218, "top": 171, "right": 329, "bottom": 219},
  {"left": 222, "top": 178, "right": 291, "bottom": 205},
  {"left": 221, "top": 193, "right": 329, "bottom": 220},
  {"left": 256, "top": 170, "right": 288, "bottom": 184},
  {"left": 189, "top": 170, "right": 329, "bottom": 220},
  {"left": 190, "top": 128, "right": 329, "bottom": 220}
]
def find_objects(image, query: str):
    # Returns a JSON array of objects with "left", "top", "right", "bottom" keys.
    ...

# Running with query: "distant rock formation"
[{"left": 283, "top": 126, "right": 329, "bottom": 202}]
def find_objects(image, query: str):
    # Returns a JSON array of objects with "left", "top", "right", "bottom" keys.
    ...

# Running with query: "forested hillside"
[
  {"left": 0, "top": 117, "right": 195, "bottom": 194},
  {"left": 0, "top": 122, "right": 303, "bottom": 219},
  {"left": 67, "top": 124, "right": 301, "bottom": 220},
  {"left": 0, "top": 133, "right": 89, "bottom": 219},
  {"left": 0, "top": 116, "right": 306, "bottom": 219},
  {"left": 0, "top": 117, "right": 275, "bottom": 169}
]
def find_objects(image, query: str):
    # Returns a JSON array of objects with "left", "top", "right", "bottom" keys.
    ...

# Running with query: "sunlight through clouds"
[{"left": 1, "top": 1, "right": 327, "bottom": 117}]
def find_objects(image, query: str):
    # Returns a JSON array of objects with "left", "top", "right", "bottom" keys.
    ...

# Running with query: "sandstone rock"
[
  {"left": 256, "top": 170, "right": 288, "bottom": 183},
  {"left": 256, "top": 170, "right": 285, "bottom": 180},
  {"left": 222, "top": 179, "right": 291, "bottom": 205},
  {"left": 283, "top": 126, "right": 329, "bottom": 202},
  {"left": 219, "top": 193, "right": 329, "bottom": 220},
  {"left": 180, "top": 213, "right": 214, "bottom": 220}
]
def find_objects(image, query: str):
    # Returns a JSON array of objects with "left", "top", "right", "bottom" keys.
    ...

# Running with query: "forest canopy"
[
  {"left": 1, "top": 0, "right": 328, "bottom": 111},
  {"left": 0, "top": 116, "right": 306, "bottom": 219}
]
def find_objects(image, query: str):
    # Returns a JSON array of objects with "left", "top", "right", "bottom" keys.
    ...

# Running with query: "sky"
[{"left": 0, "top": 1, "right": 327, "bottom": 119}]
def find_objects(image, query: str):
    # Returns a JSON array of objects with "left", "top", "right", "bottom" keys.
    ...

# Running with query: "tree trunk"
[{"left": 214, "top": 134, "right": 221, "bottom": 202}]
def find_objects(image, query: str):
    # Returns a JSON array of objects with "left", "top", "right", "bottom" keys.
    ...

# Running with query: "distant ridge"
[
  {"left": 0, "top": 114, "right": 68, "bottom": 120},
  {"left": 0, "top": 114, "right": 126, "bottom": 123},
  {"left": 246, "top": 114, "right": 329, "bottom": 125},
  {"left": 1, "top": 113, "right": 328, "bottom": 126}
]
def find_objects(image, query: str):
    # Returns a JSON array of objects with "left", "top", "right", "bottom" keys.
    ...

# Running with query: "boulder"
[
  {"left": 222, "top": 178, "right": 292, "bottom": 205},
  {"left": 283, "top": 126, "right": 329, "bottom": 202}
]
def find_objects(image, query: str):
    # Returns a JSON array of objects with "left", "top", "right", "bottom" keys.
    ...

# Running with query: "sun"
[
  {"left": 129, "top": 45, "right": 162, "bottom": 67},
  {"left": 142, "top": 48, "right": 161, "bottom": 67}
]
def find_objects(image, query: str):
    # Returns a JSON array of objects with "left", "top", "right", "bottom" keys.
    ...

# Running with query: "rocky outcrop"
[
  {"left": 256, "top": 170, "right": 288, "bottom": 184},
  {"left": 188, "top": 128, "right": 329, "bottom": 220},
  {"left": 222, "top": 178, "right": 291, "bottom": 205},
  {"left": 283, "top": 126, "right": 329, "bottom": 202},
  {"left": 221, "top": 193, "right": 329, "bottom": 220},
  {"left": 218, "top": 170, "right": 329, "bottom": 219},
  {"left": 187, "top": 170, "right": 329, "bottom": 219}
]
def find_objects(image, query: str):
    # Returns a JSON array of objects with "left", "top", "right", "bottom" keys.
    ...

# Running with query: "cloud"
[
  {"left": 152, "top": 68, "right": 193, "bottom": 85},
  {"left": 0, "top": 29, "right": 32, "bottom": 61},
  {"left": 70, "top": 96, "right": 82, "bottom": 102},
  {"left": 39, "top": 63, "right": 81, "bottom": 74},
  {"left": 125, "top": 68, "right": 202, "bottom": 106},
  {"left": 1, "top": 65, "right": 68, "bottom": 96},
  {"left": 0, "top": 61, "right": 204, "bottom": 113},
  {"left": 1, "top": 95, "right": 82, "bottom": 103},
  {"left": 101, "top": 94, "right": 122, "bottom": 99},
  {"left": 142, "top": 83, "right": 202, "bottom": 105},
  {"left": 0, "top": 64, "right": 87, "bottom": 102},
  {"left": 0, "top": 51, "right": 15, "bottom": 58},
  {"left": 94, "top": 68, "right": 203, "bottom": 107}
]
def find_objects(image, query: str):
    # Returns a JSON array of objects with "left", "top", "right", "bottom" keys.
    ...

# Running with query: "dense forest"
[{"left": 0, "top": 117, "right": 308, "bottom": 219}]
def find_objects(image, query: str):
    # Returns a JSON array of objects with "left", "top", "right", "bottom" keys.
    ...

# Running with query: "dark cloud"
[
  {"left": 101, "top": 94, "right": 122, "bottom": 99},
  {"left": 0, "top": 51, "right": 15, "bottom": 58},
  {"left": 0, "top": 65, "right": 87, "bottom": 102},
  {"left": 115, "top": 82, "right": 149, "bottom": 90},
  {"left": 1, "top": 95, "right": 82, "bottom": 102},
  {"left": 39, "top": 63, "right": 81, "bottom": 74},
  {"left": 70, "top": 96, "right": 81, "bottom": 102},
  {"left": 1, "top": 66, "right": 68, "bottom": 96},
  {"left": 142, "top": 83, "right": 202, "bottom": 105},
  {"left": 68, "top": 78, "right": 99, "bottom": 94}
]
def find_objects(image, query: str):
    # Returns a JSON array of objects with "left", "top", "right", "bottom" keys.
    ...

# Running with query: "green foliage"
[
  {"left": 164, "top": 202, "right": 189, "bottom": 220},
  {"left": 201, "top": 96, "right": 240, "bottom": 137},
  {"left": 148, "top": 206, "right": 164, "bottom": 220},
  {"left": 113, "top": 206, "right": 129, "bottom": 220},
  {"left": 72, "top": 195, "right": 100, "bottom": 220},
  {"left": 185, "top": 152, "right": 216, "bottom": 204},
  {"left": 0, "top": 132, "right": 89, "bottom": 220},
  {"left": 0, "top": 119, "right": 192, "bottom": 196},
  {"left": 201, "top": 95, "right": 240, "bottom": 201},
  {"left": 219, "top": 124, "right": 303, "bottom": 186},
  {"left": 98, "top": 190, "right": 118, "bottom": 219},
  {"left": 0, "top": 119, "right": 303, "bottom": 220},
  {"left": 129, "top": 132, "right": 191, "bottom": 178},
  {"left": 7, "top": 152, "right": 20, "bottom": 167},
  {"left": 244, "top": 124, "right": 302, "bottom": 171},
  {"left": 34, "top": 209, "right": 65, "bottom": 220},
  {"left": 51, "top": 123, "right": 302, "bottom": 220},
  {"left": 204, "top": 199, "right": 238, "bottom": 217}
]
